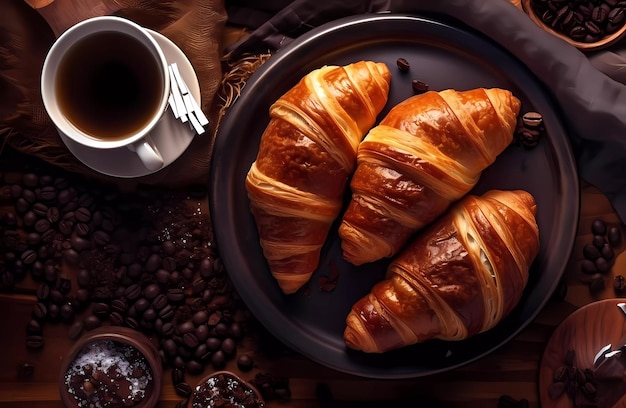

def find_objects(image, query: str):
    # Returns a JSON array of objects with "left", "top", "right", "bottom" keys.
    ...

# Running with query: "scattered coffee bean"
[
  {"left": 175, "top": 382, "right": 192, "bottom": 398},
  {"left": 25, "top": 335, "right": 44, "bottom": 349},
  {"left": 614, "top": 274, "right": 626, "bottom": 293},
  {"left": 609, "top": 225, "right": 622, "bottom": 247},
  {"left": 396, "top": 57, "right": 410, "bottom": 72},
  {"left": 172, "top": 368, "right": 185, "bottom": 385},
  {"left": 411, "top": 79, "right": 429, "bottom": 94},
  {"left": 237, "top": 354, "right": 254, "bottom": 372},
  {"left": 68, "top": 321, "right": 84, "bottom": 340}
]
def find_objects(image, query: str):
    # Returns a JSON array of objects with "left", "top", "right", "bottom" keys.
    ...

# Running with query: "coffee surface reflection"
[{"left": 56, "top": 31, "right": 164, "bottom": 141}]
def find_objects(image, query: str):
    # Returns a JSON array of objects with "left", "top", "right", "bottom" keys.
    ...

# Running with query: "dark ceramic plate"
[{"left": 210, "top": 14, "right": 579, "bottom": 378}]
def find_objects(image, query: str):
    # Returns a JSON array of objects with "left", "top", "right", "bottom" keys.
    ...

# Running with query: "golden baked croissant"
[
  {"left": 343, "top": 189, "right": 540, "bottom": 353},
  {"left": 339, "top": 88, "right": 521, "bottom": 265},
  {"left": 245, "top": 61, "right": 391, "bottom": 294}
]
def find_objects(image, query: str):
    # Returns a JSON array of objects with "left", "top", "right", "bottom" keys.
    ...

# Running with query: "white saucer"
[{"left": 58, "top": 29, "right": 201, "bottom": 178}]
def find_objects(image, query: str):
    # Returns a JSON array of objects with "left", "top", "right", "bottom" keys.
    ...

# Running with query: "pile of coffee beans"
[
  {"left": 63, "top": 340, "right": 154, "bottom": 408},
  {"left": 579, "top": 218, "right": 623, "bottom": 294},
  {"left": 547, "top": 349, "right": 597, "bottom": 403},
  {"left": 531, "top": 0, "right": 626, "bottom": 43},
  {"left": 0, "top": 167, "right": 251, "bottom": 386}
]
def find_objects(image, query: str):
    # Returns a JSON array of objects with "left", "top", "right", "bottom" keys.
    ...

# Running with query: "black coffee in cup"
[{"left": 55, "top": 31, "right": 164, "bottom": 141}]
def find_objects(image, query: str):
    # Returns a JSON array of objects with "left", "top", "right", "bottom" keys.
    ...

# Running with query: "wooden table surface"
[
  {"left": 2, "top": 2, "right": 626, "bottom": 407},
  {"left": 1, "top": 154, "right": 624, "bottom": 408}
]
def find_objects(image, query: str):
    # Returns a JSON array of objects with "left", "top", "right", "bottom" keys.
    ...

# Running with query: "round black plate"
[{"left": 210, "top": 14, "right": 579, "bottom": 378}]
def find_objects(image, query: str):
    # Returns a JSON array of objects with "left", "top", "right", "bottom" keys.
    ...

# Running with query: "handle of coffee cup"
[{"left": 130, "top": 135, "right": 164, "bottom": 171}]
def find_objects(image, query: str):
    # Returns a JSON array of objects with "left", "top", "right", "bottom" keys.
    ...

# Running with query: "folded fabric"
[{"left": 228, "top": 0, "right": 626, "bottom": 223}]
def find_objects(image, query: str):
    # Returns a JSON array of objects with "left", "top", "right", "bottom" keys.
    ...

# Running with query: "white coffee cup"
[{"left": 41, "top": 16, "right": 170, "bottom": 172}]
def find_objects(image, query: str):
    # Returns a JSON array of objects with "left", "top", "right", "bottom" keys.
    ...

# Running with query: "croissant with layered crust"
[
  {"left": 246, "top": 61, "right": 391, "bottom": 294},
  {"left": 339, "top": 88, "right": 521, "bottom": 266},
  {"left": 343, "top": 189, "right": 540, "bottom": 353}
]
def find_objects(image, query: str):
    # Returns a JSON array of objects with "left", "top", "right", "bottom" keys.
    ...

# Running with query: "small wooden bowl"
[
  {"left": 58, "top": 327, "right": 162, "bottom": 408},
  {"left": 188, "top": 370, "right": 265, "bottom": 408},
  {"left": 522, "top": 0, "right": 626, "bottom": 51}
]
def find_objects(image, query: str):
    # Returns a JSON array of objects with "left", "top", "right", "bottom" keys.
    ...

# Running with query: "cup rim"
[
  {"left": 58, "top": 326, "right": 163, "bottom": 408},
  {"left": 41, "top": 16, "right": 171, "bottom": 150}
]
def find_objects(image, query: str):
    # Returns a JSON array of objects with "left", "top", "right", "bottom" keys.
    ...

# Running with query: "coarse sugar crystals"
[{"left": 63, "top": 340, "right": 153, "bottom": 408}]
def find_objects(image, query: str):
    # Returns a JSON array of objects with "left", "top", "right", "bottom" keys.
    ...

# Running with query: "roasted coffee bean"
[
  {"left": 92, "top": 230, "right": 110, "bottom": 246},
  {"left": 143, "top": 283, "right": 161, "bottom": 300},
  {"left": 172, "top": 367, "right": 185, "bottom": 385},
  {"left": 60, "top": 303, "right": 75, "bottom": 322},
  {"left": 68, "top": 321, "right": 84, "bottom": 340},
  {"left": 46, "top": 206, "right": 60, "bottom": 223},
  {"left": 162, "top": 338, "right": 177, "bottom": 357},
  {"left": 161, "top": 322, "right": 174, "bottom": 337},
  {"left": 582, "top": 243, "right": 601, "bottom": 260},
  {"left": 221, "top": 338, "right": 236, "bottom": 355},
  {"left": 124, "top": 284, "right": 141, "bottom": 300},
  {"left": 23, "top": 211, "right": 37, "bottom": 227},
  {"left": 145, "top": 253, "right": 161, "bottom": 273},
  {"left": 63, "top": 248, "right": 80, "bottom": 265},
  {"left": 601, "top": 243, "right": 615, "bottom": 260},
  {"left": 591, "top": 218, "right": 607, "bottom": 236},
  {"left": 73, "top": 222, "right": 90, "bottom": 237},
  {"left": 178, "top": 321, "right": 195, "bottom": 335},
  {"left": 49, "top": 288, "right": 64, "bottom": 305},
  {"left": 110, "top": 299, "right": 127, "bottom": 314},
  {"left": 411, "top": 79, "right": 429, "bottom": 94},
  {"left": 195, "top": 324, "right": 209, "bottom": 342},
  {"left": 175, "top": 382, "right": 192, "bottom": 398},
  {"left": 25, "top": 335, "right": 44, "bottom": 349},
  {"left": 92, "top": 302, "right": 110, "bottom": 319},
  {"left": 32, "top": 202, "right": 48, "bottom": 217},
  {"left": 206, "top": 337, "right": 221, "bottom": 351},
  {"left": 134, "top": 297, "right": 150, "bottom": 313},
  {"left": 34, "top": 219, "right": 50, "bottom": 233},
  {"left": 192, "top": 310, "right": 209, "bottom": 326},
  {"left": 158, "top": 304, "right": 174, "bottom": 321},
  {"left": 83, "top": 315, "right": 102, "bottom": 331},
  {"left": 593, "top": 234, "right": 607, "bottom": 249},
  {"left": 187, "top": 360, "right": 204, "bottom": 375},
  {"left": 20, "top": 249, "right": 37, "bottom": 265},
  {"left": 37, "top": 283, "right": 50, "bottom": 302},
  {"left": 215, "top": 322, "right": 230, "bottom": 337},
  {"left": 609, "top": 6, "right": 626, "bottom": 24},
  {"left": 396, "top": 57, "right": 410, "bottom": 72},
  {"left": 152, "top": 294, "right": 168, "bottom": 310},
  {"left": 26, "top": 232, "right": 41, "bottom": 246},
  {"left": 183, "top": 333, "right": 199, "bottom": 348},
  {"left": 211, "top": 350, "right": 226, "bottom": 369},
  {"left": 109, "top": 311, "right": 124, "bottom": 326},
  {"left": 33, "top": 302, "right": 47, "bottom": 320},
  {"left": 161, "top": 256, "right": 177, "bottom": 272},
  {"left": 26, "top": 319, "right": 42, "bottom": 335},
  {"left": 48, "top": 303, "right": 60, "bottom": 320},
  {"left": 167, "top": 288, "right": 185, "bottom": 303},
  {"left": 237, "top": 354, "right": 254, "bottom": 372},
  {"left": 22, "top": 189, "right": 36, "bottom": 204},
  {"left": 609, "top": 225, "right": 622, "bottom": 246},
  {"left": 595, "top": 257, "right": 611, "bottom": 274},
  {"left": 125, "top": 317, "right": 139, "bottom": 330},
  {"left": 142, "top": 308, "right": 157, "bottom": 322},
  {"left": 39, "top": 186, "right": 57, "bottom": 202},
  {"left": 1, "top": 271, "right": 15, "bottom": 290},
  {"left": 74, "top": 207, "right": 91, "bottom": 223},
  {"left": 77, "top": 269, "right": 91, "bottom": 288}
]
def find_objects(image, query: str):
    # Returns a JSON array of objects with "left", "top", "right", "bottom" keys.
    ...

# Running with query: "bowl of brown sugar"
[{"left": 59, "top": 326, "right": 162, "bottom": 408}]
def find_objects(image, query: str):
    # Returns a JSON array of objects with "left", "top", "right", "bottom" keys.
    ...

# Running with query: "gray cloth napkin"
[{"left": 227, "top": 0, "right": 626, "bottom": 223}]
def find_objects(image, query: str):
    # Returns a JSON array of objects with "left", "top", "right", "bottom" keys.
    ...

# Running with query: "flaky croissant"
[
  {"left": 339, "top": 88, "right": 521, "bottom": 266},
  {"left": 344, "top": 189, "right": 540, "bottom": 353},
  {"left": 246, "top": 61, "right": 391, "bottom": 294}
]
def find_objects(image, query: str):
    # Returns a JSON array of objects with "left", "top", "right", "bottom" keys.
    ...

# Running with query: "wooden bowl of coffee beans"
[
  {"left": 522, "top": 0, "right": 626, "bottom": 51},
  {"left": 59, "top": 326, "right": 162, "bottom": 408}
]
